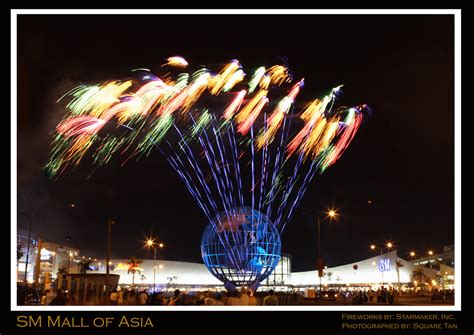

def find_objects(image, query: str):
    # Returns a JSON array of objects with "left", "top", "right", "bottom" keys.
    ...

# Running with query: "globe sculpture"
[{"left": 201, "top": 207, "right": 281, "bottom": 292}]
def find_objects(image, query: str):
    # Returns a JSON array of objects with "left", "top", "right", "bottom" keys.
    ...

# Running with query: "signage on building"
[
  {"left": 378, "top": 258, "right": 390, "bottom": 272},
  {"left": 40, "top": 249, "right": 53, "bottom": 261}
]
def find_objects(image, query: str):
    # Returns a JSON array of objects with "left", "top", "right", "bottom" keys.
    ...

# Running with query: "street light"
[
  {"left": 316, "top": 209, "right": 337, "bottom": 295},
  {"left": 105, "top": 218, "right": 115, "bottom": 300},
  {"left": 427, "top": 250, "right": 435, "bottom": 269},
  {"left": 145, "top": 236, "right": 162, "bottom": 294}
]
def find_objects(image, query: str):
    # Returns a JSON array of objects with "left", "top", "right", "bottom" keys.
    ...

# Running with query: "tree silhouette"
[
  {"left": 78, "top": 259, "right": 93, "bottom": 275},
  {"left": 411, "top": 267, "right": 428, "bottom": 286},
  {"left": 396, "top": 260, "right": 404, "bottom": 290},
  {"left": 57, "top": 267, "right": 68, "bottom": 276},
  {"left": 128, "top": 257, "right": 143, "bottom": 287},
  {"left": 17, "top": 243, "right": 24, "bottom": 261}
]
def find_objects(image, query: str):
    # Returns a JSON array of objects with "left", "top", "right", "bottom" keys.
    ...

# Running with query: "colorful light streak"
[{"left": 46, "top": 57, "right": 370, "bottom": 250}]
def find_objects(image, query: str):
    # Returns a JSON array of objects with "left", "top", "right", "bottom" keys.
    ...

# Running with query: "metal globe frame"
[{"left": 201, "top": 207, "right": 281, "bottom": 292}]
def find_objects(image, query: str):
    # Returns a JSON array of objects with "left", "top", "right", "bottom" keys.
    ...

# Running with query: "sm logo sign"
[{"left": 378, "top": 259, "right": 390, "bottom": 272}]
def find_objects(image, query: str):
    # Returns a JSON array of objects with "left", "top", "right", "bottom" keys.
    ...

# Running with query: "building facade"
[
  {"left": 17, "top": 232, "right": 451, "bottom": 291},
  {"left": 84, "top": 250, "right": 439, "bottom": 291},
  {"left": 17, "top": 229, "right": 38, "bottom": 282}
]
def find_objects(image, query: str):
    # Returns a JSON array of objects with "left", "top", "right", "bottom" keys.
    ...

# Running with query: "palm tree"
[
  {"left": 395, "top": 260, "right": 404, "bottom": 290},
  {"left": 57, "top": 267, "right": 68, "bottom": 276},
  {"left": 56, "top": 267, "right": 68, "bottom": 284},
  {"left": 128, "top": 257, "right": 143, "bottom": 287},
  {"left": 325, "top": 272, "right": 333, "bottom": 283},
  {"left": 167, "top": 276, "right": 177, "bottom": 286},
  {"left": 411, "top": 267, "right": 428, "bottom": 288},
  {"left": 78, "top": 259, "right": 93, "bottom": 275}
]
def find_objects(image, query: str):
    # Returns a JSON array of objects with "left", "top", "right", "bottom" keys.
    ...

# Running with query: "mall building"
[
  {"left": 84, "top": 250, "right": 445, "bottom": 291},
  {"left": 17, "top": 232, "right": 453, "bottom": 291}
]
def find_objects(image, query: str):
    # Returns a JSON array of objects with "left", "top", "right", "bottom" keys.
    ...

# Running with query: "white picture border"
[{"left": 11, "top": 8, "right": 462, "bottom": 311}]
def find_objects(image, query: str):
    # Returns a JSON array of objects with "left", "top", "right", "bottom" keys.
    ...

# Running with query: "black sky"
[{"left": 16, "top": 14, "right": 454, "bottom": 271}]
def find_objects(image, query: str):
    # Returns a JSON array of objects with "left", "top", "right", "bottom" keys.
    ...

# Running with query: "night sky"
[{"left": 16, "top": 14, "right": 454, "bottom": 271}]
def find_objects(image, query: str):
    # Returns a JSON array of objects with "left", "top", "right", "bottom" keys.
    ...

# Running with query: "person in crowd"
[
  {"left": 109, "top": 289, "right": 119, "bottom": 305},
  {"left": 153, "top": 292, "right": 164, "bottom": 305},
  {"left": 248, "top": 291, "right": 258, "bottom": 305},
  {"left": 381, "top": 287, "right": 387, "bottom": 303},
  {"left": 239, "top": 287, "right": 250, "bottom": 305},
  {"left": 194, "top": 292, "right": 205, "bottom": 305},
  {"left": 49, "top": 289, "right": 67, "bottom": 305},
  {"left": 291, "top": 290, "right": 297, "bottom": 302},
  {"left": 388, "top": 289, "right": 394, "bottom": 304},
  {"left": 128, "top": 289, "right": 137, "bottom": 305},
  {"left": 168, "top": 289, "right": 182, "bottom": 305},
  {"left": 226, "top": 291, "right": 240, "bottom": 305},
  {"left": 204, "top": 292, "right": 216, "bottom": 305},
  {"left": 43, "top": 289, "right": 56, "bottom": 305},
  {"left": 263, "top": 289, "right": 278, "bottom": 305},
  {"left": 212, "top": 293, "right": 225, "bottom": 306},
  {"left": 393, "top": 289, "right": 399, "bottom": 304},
  {"left": 369, "top": 289, "right": 375, "bottom": 302},
  {"left": 139, "top": 290, "right": 148, "bottom": 305},
  {"left": 117, "top": 288, "right": 124, "bottom": 305},
  {"left": 376, "top": 288, "right": 382, "bottom": 303},
  {"left": 122, "top": 289, "right": 129, "bottom": 305}
]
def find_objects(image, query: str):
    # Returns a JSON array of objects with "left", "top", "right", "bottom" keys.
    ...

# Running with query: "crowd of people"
[
  {"left": 35, "top": 285, "right": 454, "bottom": 306},
  {"left": 106, "top": 287, "right": 279, "bottom": 306},
  {"left": 430, "top": 288, "right": 455, "bottom": 302},
  {"left": 344, "top": 286, "right": 399, "bottom": 304}
]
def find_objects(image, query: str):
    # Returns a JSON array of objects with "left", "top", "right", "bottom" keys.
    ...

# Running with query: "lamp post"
[
  {"left": 105, "top": 218, "right": 115, "bottom": 300},
  {"left": 67, "top": 251, "right": 73, "bottom": 273},
  {"left": 146, "top": 238, "right": 164, "bottom": 294},
  {"left": 427, "top": 250, "right": 434, "bottom": 268},
  {"left": 316, "top": 209, "right": 337, "bottom": 295},
  {"left": 18, "top": 211, "right": 32, "bottom": 283},
  {"left": 158, "top": 243, "right": 164, "bottom": 291},
  {"left": 146, "top": 239, "right": 157, "bottom": 294}
]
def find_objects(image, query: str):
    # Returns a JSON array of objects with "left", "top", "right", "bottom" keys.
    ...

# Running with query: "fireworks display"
[{"left": 46, "top": 57, "right": 370, "bottom": 236}]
